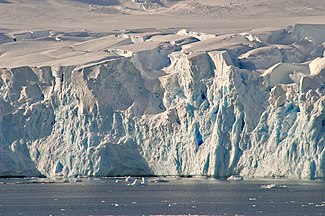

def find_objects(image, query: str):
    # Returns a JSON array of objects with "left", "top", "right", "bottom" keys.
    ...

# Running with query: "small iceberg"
[
  {"left": 261, "top": 184, "right": 276, "bottom": 189},
  {"left": 131, "top": 179, "right": 141, "bottom": 186},
  {"left": 227, "top": 175, "right": 243, "bottom": 181},
  {"left": 127, "top": 179, "right": 142, "bottom": 186},
  {"left": 261, "top": 184, "right": 288, "bottom": 189},
  {"left": 125, "top": 176, "right": 134, "bottom": 182},
  {"left": 140, "top": 177, "right": 147, "bottom": 185},
  {"left": 126, "top": 177, "right": 148, "bottom": 186},
  {"left": 151, "top": 177, "right": 169, "bottom": 183}
]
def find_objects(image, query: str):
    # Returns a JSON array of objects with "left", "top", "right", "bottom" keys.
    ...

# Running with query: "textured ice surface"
[{"left": 0, "top": 24, "right": 324, "bottom": 179}]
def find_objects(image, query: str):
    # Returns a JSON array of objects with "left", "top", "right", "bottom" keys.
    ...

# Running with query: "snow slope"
[{"left": 0, "top": 0, "right": 324, "bottom": 179}]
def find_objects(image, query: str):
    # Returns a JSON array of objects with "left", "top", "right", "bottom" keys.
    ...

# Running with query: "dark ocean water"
[{"left": 0, "top": 177, "right": 324, "bottom": 215}]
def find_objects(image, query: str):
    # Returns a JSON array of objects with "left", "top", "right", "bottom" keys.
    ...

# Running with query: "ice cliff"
[{"left": 0, "top": 24, "right": 324, "bottom": 179}]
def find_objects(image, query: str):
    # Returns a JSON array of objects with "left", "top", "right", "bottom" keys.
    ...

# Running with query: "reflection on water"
[{"left": 0, "top": 177, "right": 324, "bottom": 215}]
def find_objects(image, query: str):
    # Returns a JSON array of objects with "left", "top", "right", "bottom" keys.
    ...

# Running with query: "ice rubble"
[{"left": 0, "top": 24, "right": 324, "bottom": 179}]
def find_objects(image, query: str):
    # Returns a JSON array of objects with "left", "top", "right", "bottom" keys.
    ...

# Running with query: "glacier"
[{"left": 0, "top": 24, "right": 324, "bottom": 179}]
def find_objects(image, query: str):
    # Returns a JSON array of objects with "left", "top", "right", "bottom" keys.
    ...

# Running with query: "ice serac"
[{"left": 0, "top": 24, "right": 324, "bottom": 179}]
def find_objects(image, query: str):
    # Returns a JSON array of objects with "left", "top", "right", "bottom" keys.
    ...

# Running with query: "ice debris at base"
[
  {"left": 227, "top": 175, "right": 243, "bottom": 181},
  {"left": 141, "top": 177, "right": 147, "bottom": 185},
  {"left": 75, "top": 178, "right": 83, "bottom": 182},
  {"left": 125, "top": 176, "right": 134, "bottom": 183},
  {"left": 151, "top": 177, "right": 169, "bottom": 183},
  {"left": 261, "top": 184, "right": 276, "bottom": 189},
  {"left": 261, "top": 184, "right": 288, "bottom": 189},
  {"left": 0, "top": 24, "right": 324, "bottom": 179},
  {"left": 128, "top": 179, "right": 139, "bottom": 186}
]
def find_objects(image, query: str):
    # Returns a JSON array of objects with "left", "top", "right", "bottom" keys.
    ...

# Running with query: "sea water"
[{"left": 0, "top": 177, "right": 324, "bottom": 215}]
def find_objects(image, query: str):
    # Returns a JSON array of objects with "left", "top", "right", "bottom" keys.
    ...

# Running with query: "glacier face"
[{"left": 0, "top": 24, "right": 324, "bottom": 179}]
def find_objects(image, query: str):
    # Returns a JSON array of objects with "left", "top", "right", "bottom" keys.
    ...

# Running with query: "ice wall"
[{"left": 0, "top": 24, "right": 324, "bottom": 179}]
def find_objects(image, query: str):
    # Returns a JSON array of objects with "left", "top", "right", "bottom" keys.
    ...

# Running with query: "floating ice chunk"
[
  {"left": 261, "top": 184, "right": 288, "bottom": 189},
  {"left": 140, "top": 177, "right": 147, "bottom": 185},
  {"left": 168, "top": 203, "right": 178, "bottom": 207},
  {"left": 131, "top": 179, "right": 141, "bottom": 186},
  {"left": 261, "top": 184, "right": 276, "bottom": 189},
  {"left": 125, "top": 176, "right": 133, "bottom": 182},
  {"left": 227, "top": 175, "right": 243, "bottom": 181},
  {"left": 151, "top": 177, "right": 169, "bottom": 183}
]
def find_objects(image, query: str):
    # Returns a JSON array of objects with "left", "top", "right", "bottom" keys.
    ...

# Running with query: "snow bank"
[
  {"left": 309, "top": 57, "right": 325, "bottom": 78},
  {"left": 262, "top": 63, "right": 310, "bottom": 87}
]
